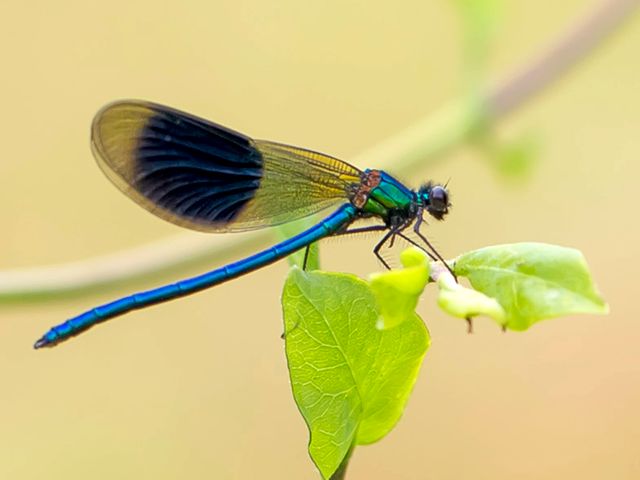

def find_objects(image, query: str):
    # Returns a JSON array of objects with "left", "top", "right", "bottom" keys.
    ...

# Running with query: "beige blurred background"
[{"left": 0, "top": 0, "right": 638, "bottom": 478}]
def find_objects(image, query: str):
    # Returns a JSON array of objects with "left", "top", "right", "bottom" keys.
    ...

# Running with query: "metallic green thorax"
[{"left": 360, "top": 170, "right": 416, "bottom": 221}]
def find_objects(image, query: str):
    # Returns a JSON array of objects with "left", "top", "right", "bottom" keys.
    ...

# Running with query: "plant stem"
[{"left": 329, "top": 446, "right": 353, "bottom": 480}]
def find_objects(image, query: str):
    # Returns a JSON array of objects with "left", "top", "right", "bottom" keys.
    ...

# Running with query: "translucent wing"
[{"left": 91, "top": 100, "right": 362, "bottom": 232}]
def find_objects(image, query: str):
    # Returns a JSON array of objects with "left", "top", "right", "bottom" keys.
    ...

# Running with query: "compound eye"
[{"left": 430, "top": 186, "right": 448, "bottom": 211}]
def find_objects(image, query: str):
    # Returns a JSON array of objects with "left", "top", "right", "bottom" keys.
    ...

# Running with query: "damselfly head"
[{"left": 418, "top": 182, "right": 450, "bottom": 220}]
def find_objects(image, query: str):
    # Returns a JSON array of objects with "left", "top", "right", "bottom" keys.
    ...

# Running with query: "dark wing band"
[{"left": 91, "top": 100, "right": 362, "bottom": 232}]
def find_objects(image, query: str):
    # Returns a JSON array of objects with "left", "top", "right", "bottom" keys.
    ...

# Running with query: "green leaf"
[
  {"left": 282, "top": 268, "right": 429, "bottom": 479},
  {"left": 435, "top": 266, "right": 506, "bottom": 324},
  {"left": 369, "top": 247, "right": 430, "bottom": 329},
  {"left": 454, "top": 243, "right": 608, "bottom": 330}
]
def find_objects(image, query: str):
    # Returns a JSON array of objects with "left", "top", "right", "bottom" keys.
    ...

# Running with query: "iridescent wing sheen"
[{"left": 91, "top": 100, "right": 363, "bottom": 232}]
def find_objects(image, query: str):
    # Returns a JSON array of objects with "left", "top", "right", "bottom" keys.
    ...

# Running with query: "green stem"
[{"left": 329, "top": 446, "right": 354, "bottom": 480}]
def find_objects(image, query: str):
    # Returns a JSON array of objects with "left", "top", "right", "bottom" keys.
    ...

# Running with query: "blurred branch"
[
  {"left": 0, "top": 234, "right": 269, "bottom": 303},
  {"left": 0, "top": 0, "right": 636, "bottom": 304},
  {"left": 489, "top": 0, "right": 638, "bottom": 116}
]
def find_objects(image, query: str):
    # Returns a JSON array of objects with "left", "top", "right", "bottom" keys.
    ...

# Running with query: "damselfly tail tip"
[{"left": 33, "top": 335, "right": 54, "bottom": 349}]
